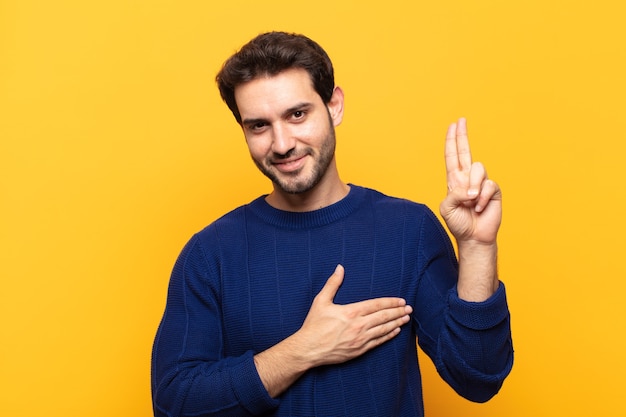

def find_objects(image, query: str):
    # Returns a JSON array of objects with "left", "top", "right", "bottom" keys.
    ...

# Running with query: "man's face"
[{"left": 234, "top": 68, "right": 342, "bottom": 195}]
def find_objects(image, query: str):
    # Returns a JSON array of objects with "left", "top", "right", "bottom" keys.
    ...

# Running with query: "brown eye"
[{"left": 249, "top": 122, "right": 267, "bottom": 131}]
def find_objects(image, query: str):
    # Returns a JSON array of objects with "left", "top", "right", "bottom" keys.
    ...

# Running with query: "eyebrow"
[
  {"left": 241, "top": 117, "right": 268, "bottom": 127},
  {"left": 241, "top": 102, "right": 314, "bottom": 126},
  {"left": 281, "top": 102, "right": 313, "bottom": 119}
]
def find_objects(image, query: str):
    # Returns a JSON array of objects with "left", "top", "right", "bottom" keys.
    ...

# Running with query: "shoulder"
[
  {"left": 356, "top": 185, "right": 433, "bottom": 217},
  {"left": 194, "top": 197, "right": 262, "bottom": 242},
  {"left": 354, "top": 185, "right": 449, "bottom": 237}
]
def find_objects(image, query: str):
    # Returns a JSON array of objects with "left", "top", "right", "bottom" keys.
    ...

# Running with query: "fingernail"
[{"left": 468, "top": 189, "right": 479, "bottom": 197}]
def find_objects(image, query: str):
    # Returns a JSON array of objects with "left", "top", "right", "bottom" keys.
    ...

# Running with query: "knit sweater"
[{"left": 151, "top": 185, "right": 513, "bottom": 417}]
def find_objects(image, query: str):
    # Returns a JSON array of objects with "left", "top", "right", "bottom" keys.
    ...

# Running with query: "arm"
[
  {"left": 414, "top": 118, "right": 512, "bottom": 402},
  {"left": 414, "top": 207, "right": 512, "bottom": 403},
  {"left": 151, "top": 236, "right": 277, "bottom": 417}
]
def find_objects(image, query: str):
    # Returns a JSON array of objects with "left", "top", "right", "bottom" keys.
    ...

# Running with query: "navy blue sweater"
[{"left": 152, "top": 185, "right": 513, "bottom": 416}]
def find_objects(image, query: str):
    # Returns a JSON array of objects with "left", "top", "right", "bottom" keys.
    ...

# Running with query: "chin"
[{"left": 275, "top": 179, "right": 317, "bottom": 195}]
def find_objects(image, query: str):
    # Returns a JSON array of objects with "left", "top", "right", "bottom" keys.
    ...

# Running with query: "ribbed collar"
[{"left": 246, "top": 184, "right": 366, "bottom": 229}]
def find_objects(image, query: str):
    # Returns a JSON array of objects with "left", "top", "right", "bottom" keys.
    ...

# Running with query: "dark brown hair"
[{"left": 216, "top": 31, "right": 335, "bottom": 124}]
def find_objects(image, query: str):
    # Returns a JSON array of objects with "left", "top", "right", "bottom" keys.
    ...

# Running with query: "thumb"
[
  {"left": 316, "top": 264, "right": 345, "bottom": 303},
  {"left": 440, "top": 186, "right": 474, "bottom": 215}
]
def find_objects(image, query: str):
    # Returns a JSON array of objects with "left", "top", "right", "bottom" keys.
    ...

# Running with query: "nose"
[{"left": 271, "top": 123, "right": 296, "bottom": 156}]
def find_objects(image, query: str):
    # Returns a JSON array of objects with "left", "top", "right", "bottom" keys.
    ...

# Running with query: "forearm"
[
  {"left": 456, "top": 241, "right": 499, "bottom": 302},
  {"left": 415, "top": 261, "right": 513, "bottom": 403},
  {"left": 152, "top": 350, "right": 279, "bottom": 416},
  {"left": 435, "top": 283, "right": 513, "bottom": 402}
]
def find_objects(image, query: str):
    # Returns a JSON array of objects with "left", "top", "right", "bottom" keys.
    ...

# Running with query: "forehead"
[{"left": 234, "top": 68, "right": 321, "bottom": 119}]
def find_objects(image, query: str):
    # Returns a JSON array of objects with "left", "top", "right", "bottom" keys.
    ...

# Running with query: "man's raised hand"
[{"left": 440, "top": 118, "right": 502, "bottom": 245}]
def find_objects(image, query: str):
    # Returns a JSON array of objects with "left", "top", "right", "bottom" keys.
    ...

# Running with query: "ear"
[{"left": 327, "top": 86, "right": 345, "bottom": 127}]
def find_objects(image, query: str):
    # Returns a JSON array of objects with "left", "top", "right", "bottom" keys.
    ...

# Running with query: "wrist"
[
  {"left": 457, "top": 238, "right": 497, "bottom": 253},
  {"left": 253, "top": 333, "right": 313, "bottom": 398},
  {"left": 456, "top": 241, "right": 499, "bottom": 302},
  {"left": 284, "top": 331, "right": 319, "bottom": 370}
]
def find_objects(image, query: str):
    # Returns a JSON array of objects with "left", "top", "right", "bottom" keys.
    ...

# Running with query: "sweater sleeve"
[
  {"left": 413, "top": 209, "right": 514, "bottom": 403},
  {"left": 151, "top": 234, "right": 280, "bottom": 417}
]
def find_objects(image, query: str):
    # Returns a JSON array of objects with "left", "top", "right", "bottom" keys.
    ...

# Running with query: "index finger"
[{"left": 445, "top": 117, "right": 472, "bottom": 176}]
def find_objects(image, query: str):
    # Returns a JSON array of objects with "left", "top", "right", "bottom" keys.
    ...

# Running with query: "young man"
[{"left": 151, "top": 31, "right": 513, "bottom": 417}]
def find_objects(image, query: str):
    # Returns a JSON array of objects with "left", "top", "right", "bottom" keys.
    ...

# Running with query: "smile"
[{"left": 272, "top": 155, "right": 308, "bottom": 173}]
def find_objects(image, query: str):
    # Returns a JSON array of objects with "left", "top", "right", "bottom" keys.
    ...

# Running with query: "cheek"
[
  {"left": 299, "top": 125, "right": 319, "bottom": 140},
  {"left": 296, "top": 118, "right": 328, "bottom": 143},
  {"left": 245, "top": 137, "right": 270, "bottom": 160}
]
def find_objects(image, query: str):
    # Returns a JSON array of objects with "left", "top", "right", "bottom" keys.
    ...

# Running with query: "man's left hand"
[{"left": 440, "top": 118, "right": 502, "bottom": 245}]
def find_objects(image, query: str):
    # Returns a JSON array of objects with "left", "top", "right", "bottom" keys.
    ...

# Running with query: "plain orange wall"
[{"left": 2, "top": 1, "right": 625, "bottom": 416}]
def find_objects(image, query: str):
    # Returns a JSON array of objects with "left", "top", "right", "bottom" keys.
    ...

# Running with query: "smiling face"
[{"left": 234, "top": 68, "right": 345, "bottom": 207}]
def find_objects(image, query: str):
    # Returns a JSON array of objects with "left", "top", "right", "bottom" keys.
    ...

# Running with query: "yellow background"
[{"left": 2, "top": 1, "right": 625, "bottom": 416}]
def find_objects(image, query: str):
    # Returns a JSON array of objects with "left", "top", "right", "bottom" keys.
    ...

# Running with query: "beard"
[{"left": 252, "top": 116, "right": 336, "bottom": 195}]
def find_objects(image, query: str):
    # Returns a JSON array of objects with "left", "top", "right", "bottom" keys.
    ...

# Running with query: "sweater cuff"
[
  {"left": 230, "top": 350, "right": 280, "bottom": 414},
  {"left": 448, "top": 282, "right": 509, "bottom": 330}
]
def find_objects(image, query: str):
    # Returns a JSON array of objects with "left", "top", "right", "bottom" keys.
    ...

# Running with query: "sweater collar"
[{"left": 247, "top": 184, "right": 365, "bottom": 229}]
